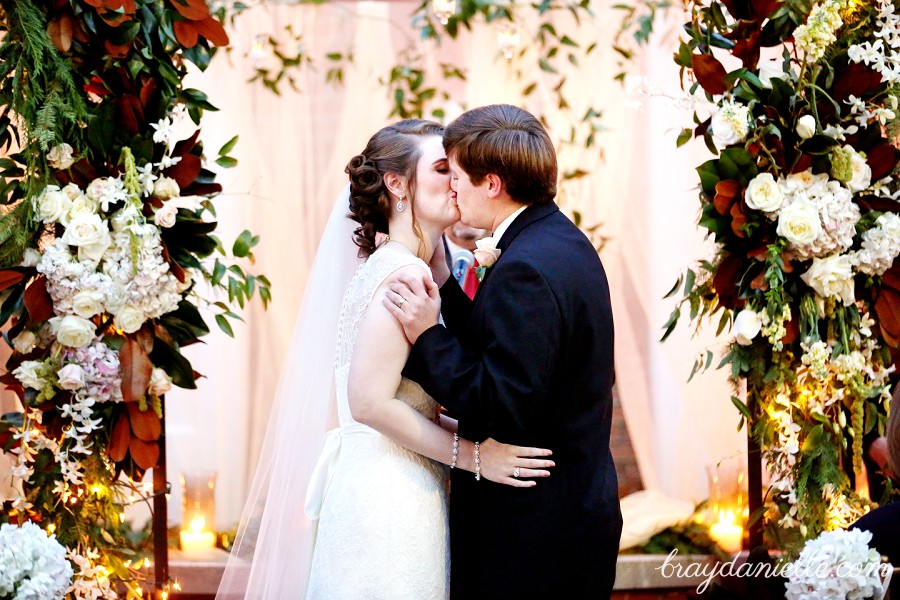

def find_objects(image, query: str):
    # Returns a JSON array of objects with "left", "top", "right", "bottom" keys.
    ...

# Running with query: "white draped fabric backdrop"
[{"left": 151, "top": 0, "right": 746, "bottom": 529}]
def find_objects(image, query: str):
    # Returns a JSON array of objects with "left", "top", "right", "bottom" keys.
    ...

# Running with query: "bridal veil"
[{"left": 216, "top": 185, "right": 362, "bottom": 599}]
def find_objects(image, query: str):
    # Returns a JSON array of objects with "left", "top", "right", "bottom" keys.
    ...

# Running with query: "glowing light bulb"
[
  {"left": 432, "top": 0, "right": 457, "bottom": 25},
  {"left": 497, "top": 24, "right": 520, "bottom": 60}
]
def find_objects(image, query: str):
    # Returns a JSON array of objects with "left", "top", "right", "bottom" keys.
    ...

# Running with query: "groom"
[{"left": 385, "top": 104, "right": 622, "bottom": 599}]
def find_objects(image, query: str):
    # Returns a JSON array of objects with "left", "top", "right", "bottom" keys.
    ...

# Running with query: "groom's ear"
[
  {"left": 383, "top": 173, "right": 407, "bottom": 199},
  {"left": 485, "top": 173, "right": 505, "bottom": 199}
]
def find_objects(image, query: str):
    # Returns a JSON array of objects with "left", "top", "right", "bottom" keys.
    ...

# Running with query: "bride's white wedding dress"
[{"left": 305, "top": 242, "right": 450, "bottom": 599}]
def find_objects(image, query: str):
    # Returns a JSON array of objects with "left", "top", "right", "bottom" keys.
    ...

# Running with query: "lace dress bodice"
[
  {"left": 333, "top": 242, "right": 440, "bottom": 425},
  {"left": 306, "top": 241, "right": 451, "bottom": 599}
]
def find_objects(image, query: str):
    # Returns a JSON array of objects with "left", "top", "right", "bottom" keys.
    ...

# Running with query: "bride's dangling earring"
[{"left": 396, "top": 194, "right": 406, "bottom": 213}]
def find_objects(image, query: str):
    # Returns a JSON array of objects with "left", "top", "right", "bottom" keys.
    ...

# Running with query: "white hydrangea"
[
  {"left": 793, "top": 0, "right": 844, "bottom": 63},
  {"left": 0, "top": 522, "right": 73, "bottom": 600},
  {"left": 785, "top": 529, "right": 884, "bottom": 600},
  {"left": 851, "top": 212, "right": 900, "bottom": 276},
  {"left": 102, "top": 224, "right": 183, "bottom": 322},
  {"left": 777, "top": 173, "right": 860, "bottom": 259}
]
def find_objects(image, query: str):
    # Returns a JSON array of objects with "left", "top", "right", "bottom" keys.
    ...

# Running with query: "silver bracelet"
[
  {"left": 450, "top": 433, "right": 459, "bottom": 469},
  {"left": 474, "top": 441, "right": 481, "bottom": 481}
]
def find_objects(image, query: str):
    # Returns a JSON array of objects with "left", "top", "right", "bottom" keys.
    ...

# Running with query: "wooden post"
[
  {"left": 747, "top": 393, "right": 764, "bottom": 549},
  {"left": 152, "top": 397, "right": 169, "bottom": 597}
]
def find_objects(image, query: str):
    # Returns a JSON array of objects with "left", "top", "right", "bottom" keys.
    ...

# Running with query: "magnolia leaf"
[
  {"left": 129, "top": 437, "right": 160, "bottom": 470},
  {"left": 23, "top": 275, "right": 54, "bottom": 324},
  {"left": 120, "top": 337, "right": 153, "bottom": 403},
  {"left": 691, "top": 54, "right": 729, "bottom": 95},
  {"left": 108, "top": 414, "right": 131, "bottom": 462},
  {"left": 127, "top": 401, "right": 162, "bottom": 442}
]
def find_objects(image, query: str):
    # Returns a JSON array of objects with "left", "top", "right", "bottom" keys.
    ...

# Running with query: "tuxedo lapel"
[
  {"left": 472, "top": 203, "right": 559, "bottom": 301},
  {"left": 496, "top": 202, "right": 559, "bottom": 252}
]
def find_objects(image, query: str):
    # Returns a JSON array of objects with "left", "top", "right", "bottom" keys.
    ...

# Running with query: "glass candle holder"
[
  {"left": 706, "top": 455, "right": 748, "bottom": 553},
  {"left": 179, "top": 471, "right": 216, "bottom": 555}
]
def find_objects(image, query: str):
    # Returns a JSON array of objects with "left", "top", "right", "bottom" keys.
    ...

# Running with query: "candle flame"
[{"left": 189, "top": 516, "right": 206, "bottom": 533}]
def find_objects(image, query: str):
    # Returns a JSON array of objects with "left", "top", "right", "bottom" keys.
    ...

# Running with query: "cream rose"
[
  {"left": 72, "top": 291, "right": 104, "bottom": 319},
  {"left": 154, "top": 203, "right": 178, "bottom": 228},
  {"left": 847, "top": 151, "right": 872, "bottom": 193},
  {"left": 67, "top": 195, "right": 98, "bottom": 223},
  {"left": 801, "top": 254, "right": 856, "bottom": 306},
  {"left": 148, "top": 368, "right": 173, "bottom": 396},
  {"left": 745, "top": 173, "right": 785, "bottom": 213},
  {"left": 13, "top": 331, "right": 38, "bottom": 354},
  {"left": 57, "top": 364, "right": 86, "bottom": 391},
  {"left": 61, "top": 183, "right": 85, "bottom": 202},
  {"left": 154, "top": 176, "right": 180, "bottom": 200},
  {"left": 115, "top": 306, "right": 145, "bottom": 334},
  {"left": 777, "top": 200, "right": 822, "bottom": 247},
  {"left": 733, "top": 309, "right": 762, "bottom": 346},
  {"left": 61, "top": 214, "right": 112, "bottom": 262},
  {"left": 473, "top": 237, "right": 501, "bottom": 267},
  {"left": 53, "top": 315, "right": 96, "bottom": 348},
  {"left": 796, "top": 115, "right": 817, "bottom": 139},
  {"left": 13, "top": 360, "right": 44, "bottom": 389},
  {"left": 19, "top": 248, "right": 42, "bottom": 268},
  {"left": 47, "top": 143, "right": 75, "bottom": 170},
  {"left": 37, "top": 185, "right": 73, "bottom": 224},
  {"left": 710, "top": 100, "right": 752, "bottom": 148}
]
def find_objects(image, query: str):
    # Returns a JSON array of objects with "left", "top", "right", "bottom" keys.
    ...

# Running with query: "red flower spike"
[
  {"left": 23, "top": 275, "right": 54, "bottom": 324},
  {"left": 692, "top": 54, "right": 730, "bottom": 96}
]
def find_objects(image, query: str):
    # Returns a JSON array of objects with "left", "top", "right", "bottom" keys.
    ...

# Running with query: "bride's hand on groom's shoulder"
[
  {"left": 479, "top": 438, "right": 555, "bottom": 488},
  {"left": 383, "top": 272, "right": 441, "bottom": 345}
]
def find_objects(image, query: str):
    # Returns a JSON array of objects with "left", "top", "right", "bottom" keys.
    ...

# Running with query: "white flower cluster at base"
[
  {"left": 0, "top": 522, "right": 73, "bottom": 600},
  {"left": 851, "top": 213, "right": 900, "bottom": 276},
  {"left": 785, "top": 528, "right": 884, "bottom": 600}
]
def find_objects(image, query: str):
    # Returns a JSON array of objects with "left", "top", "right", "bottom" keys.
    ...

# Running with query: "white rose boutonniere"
[{"left": 473, "top": 237, "right": 501, "bottom": 281}]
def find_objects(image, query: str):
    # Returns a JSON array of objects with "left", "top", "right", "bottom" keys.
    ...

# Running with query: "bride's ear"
[{"left": 383, "top": 172, "right": 407, "bottom": 201}]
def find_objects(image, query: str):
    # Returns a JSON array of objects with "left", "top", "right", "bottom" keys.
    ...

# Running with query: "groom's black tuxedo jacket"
[{"left": 404, "top": 202, "right": 622, "bottom": 599}]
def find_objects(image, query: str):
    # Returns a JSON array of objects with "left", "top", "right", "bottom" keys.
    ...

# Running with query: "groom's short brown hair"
[{"left": 443, "top": 104, "right": 557, "bottom": 206}]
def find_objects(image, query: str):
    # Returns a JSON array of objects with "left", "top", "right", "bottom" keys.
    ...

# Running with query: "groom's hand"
[{"left": 383, "top": 273, "right": 441, "bottom": 345}]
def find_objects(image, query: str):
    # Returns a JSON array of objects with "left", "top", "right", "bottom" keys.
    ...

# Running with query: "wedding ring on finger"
[
  {"left": 513, "top": 466, "right": 520, "bottom": 478},
  {"left": 395, "top": 296, "right": 406, "bottom": 308}
]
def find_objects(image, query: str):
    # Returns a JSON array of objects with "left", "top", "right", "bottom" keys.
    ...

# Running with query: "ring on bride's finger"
[
  {"left": 513, "top": 467, "right": 520, "bottom": 478},
  {"left": 395, "top": 296, "right": 406, "bottom": 308}
]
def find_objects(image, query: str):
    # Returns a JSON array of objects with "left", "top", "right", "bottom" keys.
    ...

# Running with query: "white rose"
[
  {"left": 154, "top": 203, "right": 178, "bottom": 228},
  {"left": 115, "top": 306, "right": 145, "bottom": 334},
  {"left": 148, "top": 368, "right": 173, "bottom": 396},
  {"left": 847, "top": 151, "right": 872, "bottom": 192},
  {"left": 85, "top": 178, "right": 107, "bottom": 204},
  {"left": 57, "top": 364, "right": 86, "bottom": 391},
  {"left": 67, "top": 195, "right": 98, "bottom": 223},
  {"left": 52, "top": 315, "right": 96, "bottom": 348},
  {"left": 61, "top": 214, "right": 112, "bottom": 262},
  {"left": 745, "top": 173, "right": 785, "bottom": 212},
  {"left": 757, "top": 59, "right": 789, "bottom": 89},
  {"left": 777, "top": 199, "right": 822, "bottom": 247},
  {"left": 733, "top": 309, "right": 762, "bottom": 346},
  {"left": 796, "top": 115, "right": 817, "bottom": 139},
  {"left": 47, "top": 143, "right": 75, "bottom": 170},
  {"left": 19, "top": 248, "right": 42, "bottom": 268},
  {"left": 473, "top": 236, "right": 501, "bottom": 267},
  {"left": 72, "top": 291, "right": 103, "bottom": 319},
  {"left": 153, "top": 176, "right": 180, "bottom": 200},
  {"left": 801, "top": 254, "right": 856, "bottom": 306},
  {"left": 13, "top": 331, "right": 38, "bottom": 354},
  {"left": 37, "top": 185, "right": 73, "bottom": 224},
  {"left": 710, "top": 100, "right": 752, "bottom": 148},
  {"left": 13, "top": 360, "right": 44, "bottom": 389},
  {"left": 61, "top": 183, "right": 85, "bottom": 202}
]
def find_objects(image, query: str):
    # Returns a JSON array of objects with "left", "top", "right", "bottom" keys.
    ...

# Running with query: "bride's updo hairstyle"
[{"left": 346, "top": 119, "right": 444, "bottom": 257}]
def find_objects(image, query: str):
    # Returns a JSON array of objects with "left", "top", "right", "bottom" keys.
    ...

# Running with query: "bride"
[{"left": 216, "top": 119, "right": 554, "bottom": 599}]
